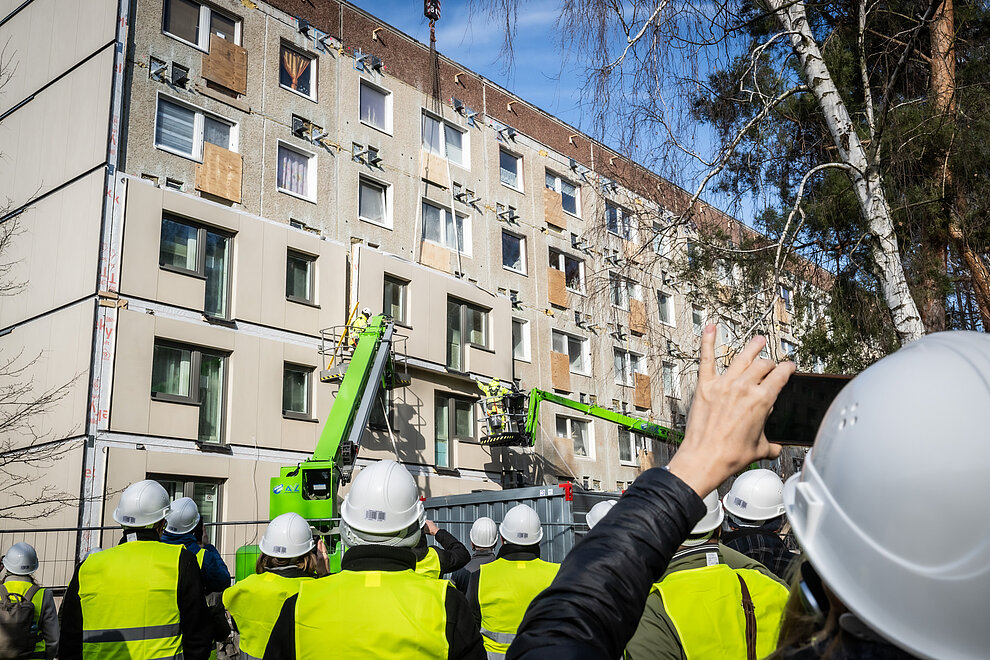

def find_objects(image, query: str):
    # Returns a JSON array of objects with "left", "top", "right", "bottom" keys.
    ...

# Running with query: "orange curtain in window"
[{"left": 282, "top": 49, "right": 310, "bottom": 90}]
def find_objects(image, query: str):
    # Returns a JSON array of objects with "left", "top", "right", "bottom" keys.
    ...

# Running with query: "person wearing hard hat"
[
  {"left": 223, "top": 513, "right": 324, "bottom": 660},
  {"left": 721, "top": 468, "right": 797, "bottom": 580},
  {"left": 624, "top": 490, "right": 789, "bottom": 659},
  {"left": 1, "top": 542, "right": 59, "bottom": 659},
  {"left": 465, "top": 504, "right": 560, "bottom": 658},
  {"left": 413, "top": 517, "right": 471, "bottom": 579},
  {"left": 263, "top": 460, "right": 485, "bottom": 659},
  {"left": 162, "top": 497, "right": 232, "bottom": 593},
  {"left": 450, "top": 517, "right": 499, "bottom": 593},
  {"left": 349, "top": 307, "right": 372, "bottom": 347},
  {"left": 59, "top": 479, "right": 213, "bottom": 660},
  {"left": 585, "top": 499, "right": 616, "bottom": 531}
]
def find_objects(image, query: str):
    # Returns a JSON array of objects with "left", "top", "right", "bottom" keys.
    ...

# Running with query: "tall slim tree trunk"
[{"left": 770, "top": 0, "right": 925, "bottom": 342}]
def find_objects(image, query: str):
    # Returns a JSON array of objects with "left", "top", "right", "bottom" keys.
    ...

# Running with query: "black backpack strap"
[{"left": 736, "top": 573, "right": 757, "bottom": 660}]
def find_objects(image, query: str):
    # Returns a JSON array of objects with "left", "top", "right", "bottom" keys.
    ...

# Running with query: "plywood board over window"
[
  {"left": 420, "top": 240, "right": 450, "bottom": 273},
  {"left": 551, "top": 351, "right": 571, "bottom": 392},
  {"left": 420, "top": 151, "right": 450, "bottom": 189},
  {"left": 629, "top": 298, "right": 647, "bottom": 335},
  {"left": 634, "top": 373, "right": 652, "bottom": 409},
  {"left": 196, "top": 142, "right": 242, "bottom": 203},
  {"left": 775, "top": 297, "right": 793, "bottom": 325},
  {"left": 543, "top": 188, "right": 567, "bottom": 230},
  {"left": 623, "top": 239, "right": 642, "bottom": 263},
  {"left": 202, "top": 34, "right": 248, "bottom": 95},
  {"left": 548, "top": 268, "right": 568, "bottom": 308}
]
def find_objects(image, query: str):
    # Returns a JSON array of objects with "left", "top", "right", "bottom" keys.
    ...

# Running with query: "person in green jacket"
[{"left": 625, "top": 490, "right": 789, "bottom": 660}]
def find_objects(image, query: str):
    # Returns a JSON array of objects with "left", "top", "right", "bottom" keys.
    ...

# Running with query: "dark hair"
[
  {"left": 256, "top": 550, "right": 318, "bottom": 576},
  {"left": 766, "top": 560, "right": 845, "bottom": 660}
]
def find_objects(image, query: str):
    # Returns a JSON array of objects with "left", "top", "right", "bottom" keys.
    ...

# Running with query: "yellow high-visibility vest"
[
  {"left": 294, "top": 569, "right": 448, "bottom": 659},
  {"left": 223, "top": 572, "right": 314, "bottom": 660},
  {"left": 3, "top": 580, "right": 45, "bottom": 659},
  {"left": 478, "top": 557, "right": 560, "bottom": 656},
  {"left": 77, "top": 541, "right": 185, "bottom": 660},
  {"left": 414, "top": 546, "right": 442, "bottom": 579},
  {"left": 654, "top": 564, "right": 789, "bottom": 659}
]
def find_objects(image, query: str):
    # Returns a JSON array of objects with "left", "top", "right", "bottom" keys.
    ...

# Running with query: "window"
[
  {"left": 780, "top": 285, "right": 793, "bottom": 311},
  {"left": 151, "top": 340, "right": 227, "bottom": 444},
  {"left": 422, "top": 112, "right": 467, "bottom": 168},
  {"left": 609, "top": 273, "right": 640, "bottom": 310},
  {"left": 499, "top": 149, "right": 522, "bottom": 190},
  {"left": 163, "top": 0, "right": 240, "bottom": 50},
  {"left": 618, "top": 428, "right": 647, "bottom": 466},
  {"left": 545, "top": 172, "right": 579, "bottom": 216},
  {"left": 159, "top": 216, "right": 231, "bottom": 318},
  {"left": 277, "top": 142, "right": 316, "bottom": 201},
  {"left": 512, "top": 318, "right": 531, "bottom": 361},
  {"left": 358, "top": 178, "right": 389, "bottom": 227},
  {"left": 606, "top": 202, "right": 635, "bottom": 241},
  {"left": 282, "top": 363, "right": 312, "bottom": 418},
  {"left": 422, "top": 201, "right": 471, "bottom": 255},
  {"left": 279, "top": 44, "right": 316, "bottom": 100},
  {"left": 383, "top": 275, "right": 408, "bottom": 325},
  {"left": 155, "top": 96, "right": 236, "bottom": 160},
  {"left": 613, "top": 349, "right": 645, "bottom": 386},
  {"left": 359, "top": 80, "right": 391, "bottom": 132},
  {"left": 652, "top": 222, "right": 675, "bottom": 256},
  {"left": 286, "top": 250, "right": 315, "bottom": 304},
  {"left": 657, "top": 291, "right": 675, "bottom": 326},
  {"left": 552, "top": 330, "right": 589, "bottom": 375},
  {"left": 782, "top": 340, "right": 797, "bottom": 358},
  {"left": 549, "top": 249, "right": 585, "bottom": 292},
  {"left": 435, "top": 394, "right": 476, "bottom": 467},
  {"left": 556, "top": 416, "right": 592, "bottom": 458},
  {"left": 718, "top": 260, "right": 735, "bottom": 286},
  {"left": 153, "top": 475, "right": 223, "bottom": 542},
  {"left": 692, "top": 306, "right": 705, "bottom": 336},
  {"left": 662, "top": 361, "right": 680, "bottom": 399},
  {"left": 447, "top": 299, "right": 489, "bottom": 370},
  {"left": 502, "top": 232, "right": 526, "bottom": 274}
]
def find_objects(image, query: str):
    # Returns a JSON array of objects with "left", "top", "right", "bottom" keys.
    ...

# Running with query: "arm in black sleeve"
[
  {"left": 506, "top": 468, "right": 706, "bottom": 660},
  {"left": 263, "top": 596, "right": 297, "bottom": 660},
  {"left": 449, "top": 567, "right": 469, "bottom": 593},
  {"left": 434, "top": 530, "right": 470, "bottom": 574},
  {"left": 444, "top": 584, "right": 487, "bottom": 660},
  {"left": 177, "top": 549, "right": 214, "bottom": 660},
  {"left": 57, "top": 565, "right": 83, "bottom": 660}
]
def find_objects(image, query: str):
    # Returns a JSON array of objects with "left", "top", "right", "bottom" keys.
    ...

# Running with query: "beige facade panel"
[
  {"left": 196, "top": 143, "right": 243, "bottom": 203},
  {"left": 543, "top": 188, "right": 567, "bottom": 230},
  {"left": 0, "top": 0, "right": 117, "bottom": 116},
  {"left": 0, "top": 46, "right": 113, "bottom": 212},
  {"left": 550, "top": 351, "right": 571, "bottom": 392},
  {"left": 0, "top": 170, "right": 103, "bottom": 329},
  {"left": 547, "top": 268, "right": 568, "bottom": 308},
  {"left": 202, "top": 34, "right": 248, "bottom": 95}
]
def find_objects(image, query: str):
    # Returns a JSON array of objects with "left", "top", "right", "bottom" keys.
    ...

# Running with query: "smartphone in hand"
[{"left": 764, "top": 373, "right": 852, "bottom": 446}]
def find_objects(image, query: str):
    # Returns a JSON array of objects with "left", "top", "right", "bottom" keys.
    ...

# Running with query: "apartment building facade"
[{"left": 0, "top": 0, "right": 815, "bottom": 560}]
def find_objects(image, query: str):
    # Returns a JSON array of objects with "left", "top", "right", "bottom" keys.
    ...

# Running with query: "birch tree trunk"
[{"left": 769, "top": 0, "right": 926, "bottom": 342}]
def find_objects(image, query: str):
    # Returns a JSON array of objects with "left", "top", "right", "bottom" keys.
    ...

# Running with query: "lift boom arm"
[{"left": 524, "top": 388, "right": 684, "bottom": 443}]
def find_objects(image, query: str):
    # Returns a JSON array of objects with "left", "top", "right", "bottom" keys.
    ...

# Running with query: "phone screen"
[{"left": 764, "top": 373, "right": 853, "bottom": 446}]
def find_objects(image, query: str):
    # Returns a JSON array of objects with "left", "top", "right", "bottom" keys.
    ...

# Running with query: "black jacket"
[
  {"left": 59, "top": 529, "right": 214, "bottom": 660},
  {"left": 415, "top": 529, "right": 471, "bottom": 574},
  {"left": 263, "top": 545, "right": 485, "bottom": 660},
  {"left": 506, "top": 468, "right": 705, "bottom": 660},
  {"left": 450, "top": 549, "right": 496, "bottom": 593}
]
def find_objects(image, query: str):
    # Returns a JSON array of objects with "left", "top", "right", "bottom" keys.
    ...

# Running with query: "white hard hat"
[
  {"left": 470, "top": 517, "right": 498, "bottom": 547},
  {"left": 340, "top": 460, "right": 425, "bottom": 547},
  {"left": 361, "top": 307, "right": 372, "bottom": 316},
  {"left": 165, "top": 497, "right": 201, "bottom": 534},
  {"left": 783, "top": 331, "right": 990, "bottom": 660},
  {"left": 113, "top": 480, "right": 171, "bottom": 527},
  {"left": 586, "top": 500, "right": 617, "bottom": 530},
  {"left": 723, "top": 469, "right": 785, "bottom": 522},
  {"left": 2, "top": 543, "right": 39, "bottom": 575},
  {"left": 259, "top": 512, "right": 315, "bottom": 559},
  {"left": 690, "top": 491, "right": 724, "bottom": 535},
  {"left": 499, "top": 504, "right": 543, "bottom": 545}
]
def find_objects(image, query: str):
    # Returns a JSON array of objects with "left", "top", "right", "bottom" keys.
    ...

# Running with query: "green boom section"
[{"left": 524, "top": 388, "right": 684, "bottom": 444}]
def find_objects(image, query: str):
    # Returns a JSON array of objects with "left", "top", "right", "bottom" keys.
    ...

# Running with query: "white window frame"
[
  {"left": 278, "top": 42, "right": 318, "bottom": 102},
  {"left": 782, "top": 339, "right": 797, "bottom": 358},
  {"left": 657, "top": 290, "right": 675, "bottom": 327},
  {"left": 552, "top": 329, "right": 590, "bottom": 376},
  {"left": 692, "top": 305, "right": 705, "bottom": 336},
  {"left": 422, "top": 200, "right": 472, "bottom": 256},
  {"left": 609, "top": 272, "right": 640, "bottom": 311},
  {"left": 511, "top": 317, "right": 531, "bottom": 362},
  {"left": 499, "top": 148, "right": 523, "bottom": 192},
  {"left": 276, "top": 140, "right": 317, "bottom": 202},
  {"left": 618, "top": 428, "right": 648, "bottom": 467},
  {"left": 154, "top": 93, "right": 238, "bottom": 162},
  {"left": 549, "top": 249, "right": 585, "bottom": 294},
  {"left": 556, "top": 415, "right": 594, "bottom": 459},
  {"left": 780, "top": 285, "right": 793, "bottom": 311},
  {"left": 383, "top": 274, "right": 409, "bottom": 326},
  {"left": 421, "top": 110, "right": 469, "bottom": 169},
  {"left": 162, "top": 0, "right": 241, "bottom": 52},
  {"left": 359, "top": 79, "right": 393, "bottom": 134},
  {"left": 358, "top": 176, "right": 392, "bottom": 228},
  {"left": 606, "top": 202, "right": 636, "bottom": 241},
  {"left": 501, "top": 230, "right": 527, "bottom": 275},
  {"left": 613, "top": 348, "right": 646, "bottom": 387},
  {"left": 545, "top": 171, "right": 580, "bottom": 217},
  {"left": 662, "top": 361, "right": 681, "bottom": 399}
]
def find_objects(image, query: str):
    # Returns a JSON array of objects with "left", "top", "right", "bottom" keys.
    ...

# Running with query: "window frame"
[
  {"left": 609, "top": 272, "right": 640, "bottom": 311},
  {"left": 282, "top": 362, "right": 314, "bottom": 420},
  {"left": 435, "top": 392, "right": 477, "bottom": 467},
  {"left": 657, "top": 290, "right": 675, "bottom": 327},
  {"left": 499, "top": 148, "right": 523, "bottom": 192},
  {"left": 551, "top": 329, "right": 590, "bottom": 376},
  {"left": 158, "top": 214, "right": 233, "bottom": 320},
  {"left": 692, "top": 305, "right": 705, "bottom": 336},
  {"left": 285, "top": 249, "right": 317, "bottom": 306},
  {"left": 618, "top": 428, "right": 648, "bottom": 467},
  {"left": 781, "top": 339, "right": 797, "bottom": 358},
  {"left": 278, "top": 42, "right": 318, "bottom": 102},
  {"left": 780, "top": 285, "right": 793, "bottom": 311},
  {"left": 276, "top": 140, "right": 318, "bottom": 202},
  {"left": 162, "top": 0, "right": 242, "bottom": 52},
  {"left": 662, "top": 361, "right": 681, "bottom": 399},
  {"left": 154, "top": 93, "right": 238, "bottom": 162},
  {"left": 556, "top": 415, "right": 594, "bottom": 459},
  {"left": 501, "top": 230, "right": 527, "bottom": 275},
  {"left": 549, "top": 248, "right": 586, "bottom": 293},
  {"left": 545, "top": 171, "right": 580, "bottom": 217},
  {"left": 150, "top": 474, "right": 225, "bottom": 544},
  {"left": 150, "top": 339, "right": 229, "bottom": 444},
  {"left": 422, "top": 200, "right": 472, "bottom": 256},
  {"left": 421, "top": 110, "right": 469, "bottom": 169},
  {"left": 359, "top": 79, "right": 393, "bottom": 134},
  {"left": 511, "top": 317, "right": 531, "bottom": 362},
  {"left": 358, "top": 176, "right": 392, "bottom": 228},
  {"left": 606, "top": 202, "right": 636, "bottom": 241},
  {"left": 613, "top": 348, "right": 646, "bottom": 387},
  {"left": 383, "top": 274, "right": 409, "bottom": 326}
]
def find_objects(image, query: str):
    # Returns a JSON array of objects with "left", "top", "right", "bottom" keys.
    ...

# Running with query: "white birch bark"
[{"left": 768, "top": 0, "right": 926, "bottom": 342}]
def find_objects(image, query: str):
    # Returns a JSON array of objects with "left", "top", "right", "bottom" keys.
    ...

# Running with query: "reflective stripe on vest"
[
  {"left": 654, "top": 565, "right": 789, "bottom": 660},
  {"left": 78, "top": 541, "right": 185, "bottom": 660},
  {"left": 222, "top": 572, "right": 313, "bottom": 658},
  {"left": 478, "top": 557, "right": 560, "bottom": 656},
  {"left": 414, "top": 547, "right": 442, "bottom": 579},
  {"left": 3, "top": 580, "right": 45, "bottom": 658},
  {"left": 294, "top": 569, "right": 448, "bottom": 659}
]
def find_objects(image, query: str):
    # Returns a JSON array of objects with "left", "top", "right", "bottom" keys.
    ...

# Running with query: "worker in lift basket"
[
  {"left": 59, "top": 479, "right": 213, "bottom": 660},
  {"left": 349, "top": 307, "right": 372, "bottom": 347},
  {"left": 465, "top": 504, "right": 560, "bottom": 658},
  {"left": 1, "top": 542, "right": 60, "bottom": 659},
  {"left": 263, "top": 460, "right": 485, "bottom": 660},
  {"left": 478, "top": 377, "right": 510, "bottom": 432}
]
